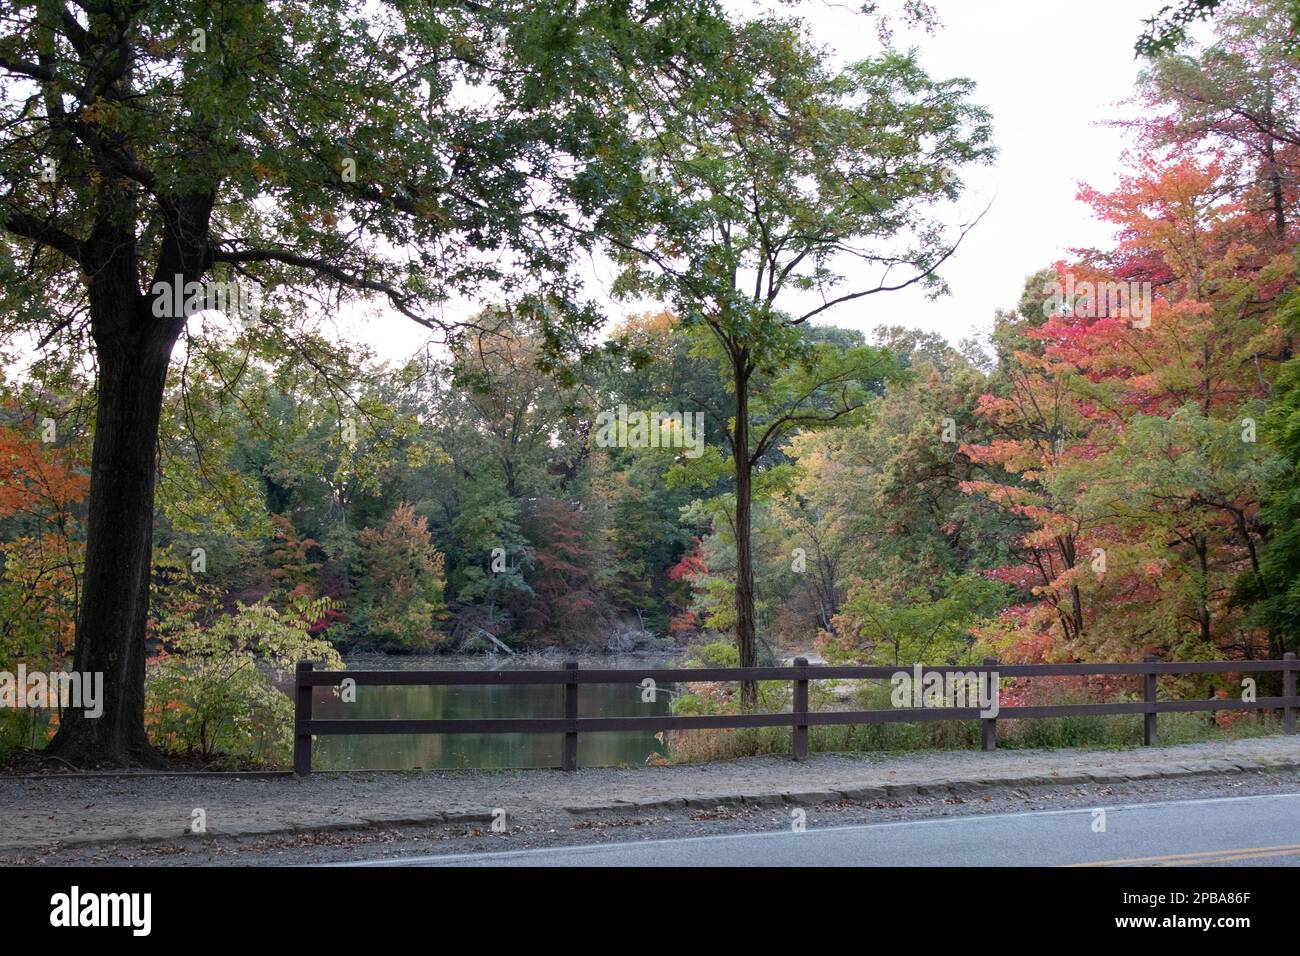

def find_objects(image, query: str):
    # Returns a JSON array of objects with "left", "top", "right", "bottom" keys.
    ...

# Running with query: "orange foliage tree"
[
  {"left": 964, "top": 151, "right": 1294, "bottom": 664},
  {"left": 0, "top": 413, "right": 89, "bottom": 670}
]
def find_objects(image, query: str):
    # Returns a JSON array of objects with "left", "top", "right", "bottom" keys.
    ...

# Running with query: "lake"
[{"left": 311, "top": 655, "right": 674, "bottom": 770}]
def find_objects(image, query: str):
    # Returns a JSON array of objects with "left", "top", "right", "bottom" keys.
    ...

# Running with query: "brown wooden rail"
[{"left": 292, "top": 653, "right": 1299, "bottom": 774}]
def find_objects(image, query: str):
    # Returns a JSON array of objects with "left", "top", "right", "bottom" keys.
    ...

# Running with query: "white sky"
[
  {"left": 344, "top": 0, "right": 1184, "bottom": 364},
  {"left": 822, "top": 0, "right": 1159, "bottom": 347}
]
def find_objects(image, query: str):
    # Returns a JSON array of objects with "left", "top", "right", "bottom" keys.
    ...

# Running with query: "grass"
[{"left": 664, "top": 680, "right": 1285, "bottom": 764}]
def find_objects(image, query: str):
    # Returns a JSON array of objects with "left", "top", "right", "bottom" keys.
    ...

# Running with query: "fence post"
[
  {"left": 792, "top": 657, "right": 809, "bottom": 762},
  {"left": 294, "top": 660, "right": 313, "bottom": 776},
  {"left": 1285, "top": 653, "right": 1296, "bottom": 735},
  {"left": 1143, "top": 655, "right": 1158, "bottom": 746},
  {"left": 563, "top": 661, "right": 579, "bottom": 772},
  {"left": 981, "top": 657, "right": 998, "bottom": 751}
]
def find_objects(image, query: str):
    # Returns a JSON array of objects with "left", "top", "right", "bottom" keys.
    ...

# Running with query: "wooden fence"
[{"left": 292, "top": 654, "right": 1298, "bottom": 775}]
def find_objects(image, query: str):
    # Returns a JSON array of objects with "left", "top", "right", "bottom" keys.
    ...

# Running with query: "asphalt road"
[{"left": 346, "top": 792, "right": 1300, "bottom": 867}]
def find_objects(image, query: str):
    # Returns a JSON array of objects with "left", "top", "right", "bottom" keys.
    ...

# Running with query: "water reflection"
[{"left": 313, "top": 672, "right": 671, "bottom": 770}]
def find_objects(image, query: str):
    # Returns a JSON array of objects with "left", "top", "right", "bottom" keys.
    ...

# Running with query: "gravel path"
[{"left": 2, "top": 735, "right": 1298, "bottom": 858}]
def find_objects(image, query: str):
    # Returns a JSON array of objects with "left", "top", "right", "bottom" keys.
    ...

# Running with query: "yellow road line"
[
  {"left": 1164, "top": 846, "right": 1300, "bottom": 866},
  {"left": 1068, "top": 843, "right": 1300, "bottom": 867}
]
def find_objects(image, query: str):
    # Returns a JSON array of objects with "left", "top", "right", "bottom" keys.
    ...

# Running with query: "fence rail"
[{"left": 292, "top": 653, "right": 1299, "bottom": 775}]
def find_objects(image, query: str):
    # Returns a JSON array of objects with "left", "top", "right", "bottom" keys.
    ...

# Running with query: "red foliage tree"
[{"left": 521, "top": 498, "right": 598, "bottom": 640}]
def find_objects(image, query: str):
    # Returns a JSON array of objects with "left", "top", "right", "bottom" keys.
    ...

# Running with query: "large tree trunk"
[
  {"left": 732, "top": 358, "right": 758, "bottom": 709},
  {"left": 47, "top": 279, "right": 180, "bottom": 767}
]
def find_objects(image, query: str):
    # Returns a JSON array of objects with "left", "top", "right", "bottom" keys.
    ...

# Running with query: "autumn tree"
[
  {"left": 354, "top": 503, "right": 447, "bottom": 650},
  {"left": 590, "top": 16, "right": 993, "bottom": 704},
  {"left": 966, "top": 143, "right": 1294, "bottom": 661},
  {"left": 0, "top": 411, "right": 89, "bottom": 670},
  {"left": 521, "top": 497, "right": 598, "bottom": 642}
]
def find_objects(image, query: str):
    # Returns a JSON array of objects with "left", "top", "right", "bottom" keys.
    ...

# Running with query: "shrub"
[{"left": 145, "top": 598, "right": 342, "bottom": 765}]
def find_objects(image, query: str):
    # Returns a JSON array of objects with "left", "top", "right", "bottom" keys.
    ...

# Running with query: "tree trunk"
[
  {"left": 732, "top": 357, "right": 758, "bottom": 709},
  {"left": 46, "top": 283, "right": 179, "bottom": 767},
  {"left": 1196, "top": 533, "right": 1212, "bottom": 652},
  {"left": 1262, "top": 95, "right": 1286, "bottom": 241}
]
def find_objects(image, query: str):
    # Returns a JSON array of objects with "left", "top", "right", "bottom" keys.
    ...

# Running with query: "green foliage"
[
  {"left": 1249, "top": 294, "right": 1300, "bottom": 648},
  {"left": 1136, "top": 0, "right": 1300, "bottom": 57},
  {"left": 1136, "top": 0, "right": 1229, "bottom": 56},
  {"left": 352, "top": 504, "right": 448, "bottom": 650},
  {"left": 831, "top": 572, "right": 1010, "bottom": 666},
  {"left": 686, "top": 639, "right": 740, "bottom": 668},
  {"left": 146, "top": 599, "right": 343, "bottom": 764},
  {"left": 447, "top": 495, "right": 533, "bottom": 606}
]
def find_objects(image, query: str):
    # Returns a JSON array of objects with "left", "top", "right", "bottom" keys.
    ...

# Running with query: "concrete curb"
[{"left": 562, "top": 755, "right": 1300, "bottom": 816}]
